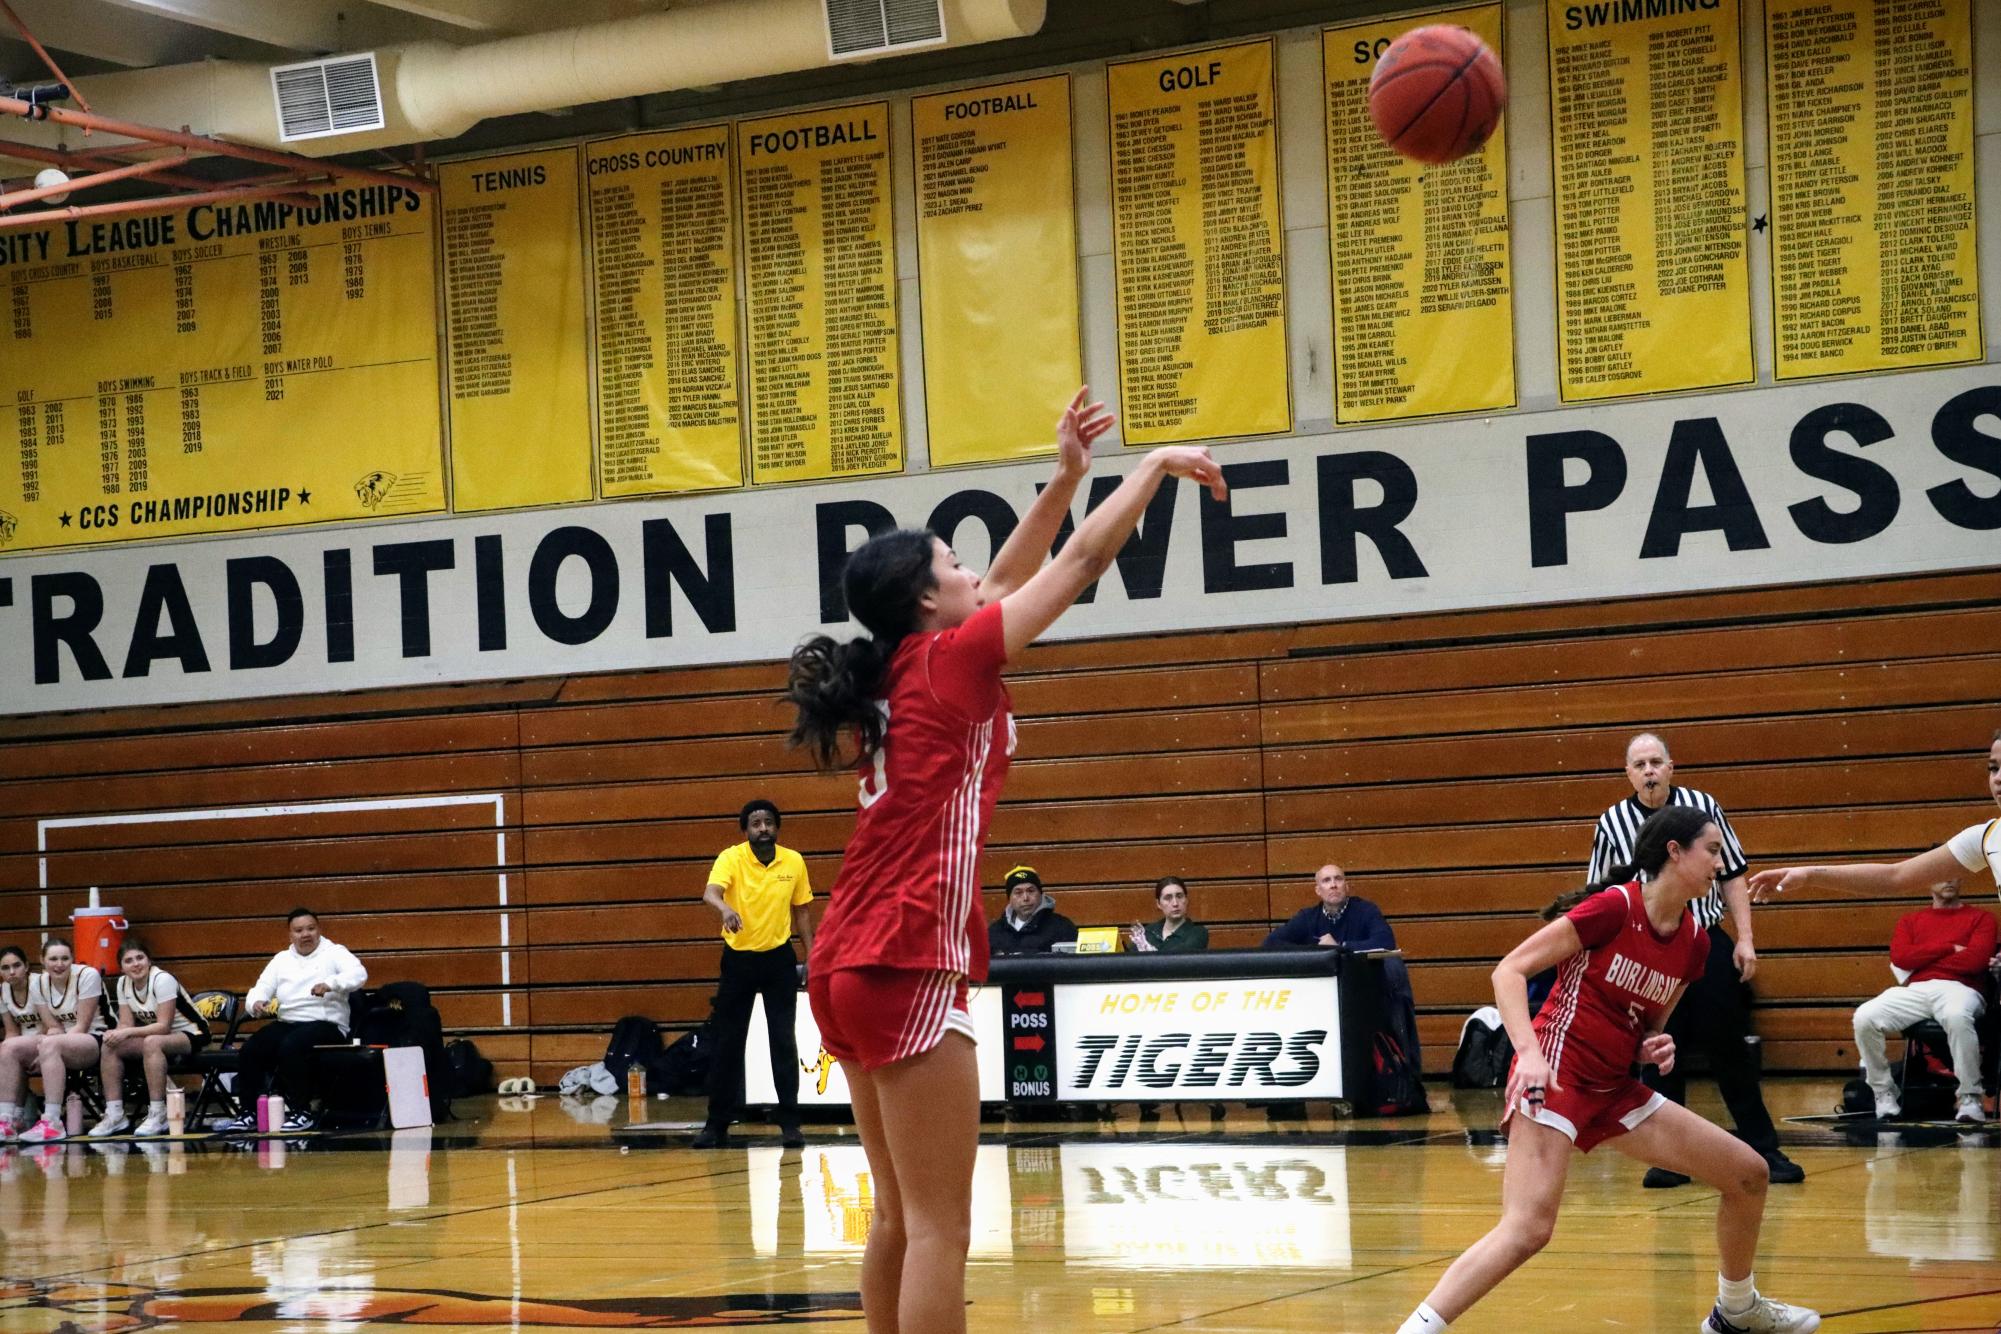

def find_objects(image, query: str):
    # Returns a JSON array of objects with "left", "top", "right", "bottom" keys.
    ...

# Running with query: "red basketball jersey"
[
  {"left": 1536, "top": 883, "right": 1708, "bottom": 1092},
  {"left": 811, "top": 601, "right": 1014, "bottom": 981}
]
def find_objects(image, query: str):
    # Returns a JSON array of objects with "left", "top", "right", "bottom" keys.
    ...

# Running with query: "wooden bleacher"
[{"left": 1, "top": 566, "right": 1994, "bottom": 1082}]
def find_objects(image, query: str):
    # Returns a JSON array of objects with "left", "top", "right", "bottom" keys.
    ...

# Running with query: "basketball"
[{"left": 1368, "top": 25, "right": 1507, "bottom": 165}]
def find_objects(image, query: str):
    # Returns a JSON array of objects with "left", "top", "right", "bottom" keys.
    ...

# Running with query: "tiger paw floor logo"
[
  {"left": 353, "top": 470, "right": 396, "bottom": 509},
  {"left": 0, "top": 1278, "right": 862, "bottom": 1330}
]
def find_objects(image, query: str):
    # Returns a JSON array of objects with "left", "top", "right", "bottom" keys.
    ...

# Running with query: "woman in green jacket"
[{"left": 1129, "top": 876, "right": 1210, "bottom": 953}]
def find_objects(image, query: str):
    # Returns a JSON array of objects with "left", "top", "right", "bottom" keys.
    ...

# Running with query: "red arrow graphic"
[
  {"left": 1012, "top": 1035, "right": 1045, "bottom": 1052},
  {"left": 1015, "top": 991, "right": 1046, "bottom": 1006}
]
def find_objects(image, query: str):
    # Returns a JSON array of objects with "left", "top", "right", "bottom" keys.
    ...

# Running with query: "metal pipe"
[
  {"left": 0, "top": 97, "right": 434, "bottom": 194},
  {"left": 0, "top": 151, "right": 191, "bottom": 210},
  {"left": 0, "top": 179, "right": 336, "bottom": 231},
  {"left": 0, "top": 138, "right": 217, "bottom": 193},
  {"left": 0, "top": 0, "right": 92, "bottom": 114}
]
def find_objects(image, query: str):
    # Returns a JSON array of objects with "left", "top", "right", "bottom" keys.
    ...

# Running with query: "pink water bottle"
[
  {"left": 256, "top": 1095, "right": 271, "bottom": 1133},
  {"left": 64, "top": 1093, "right": 83, "bottom": 1136}
]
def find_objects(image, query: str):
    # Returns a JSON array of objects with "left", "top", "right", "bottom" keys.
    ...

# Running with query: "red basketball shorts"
[
  {"left": 808, "top": 966, "right": 973, "bottom": 1072},
  {"left": 1504, "top": 1059, "right": 1666, "bottom": 1153}
]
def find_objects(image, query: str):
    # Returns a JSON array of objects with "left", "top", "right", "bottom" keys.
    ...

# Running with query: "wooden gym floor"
[{"left": 1, "top": 1080, "right": 1996, "bottom": 1334}]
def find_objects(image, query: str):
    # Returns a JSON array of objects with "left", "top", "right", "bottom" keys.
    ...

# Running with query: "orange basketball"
[{"left": 1367, "top": 25, "right": 1507, "bottom": 165}]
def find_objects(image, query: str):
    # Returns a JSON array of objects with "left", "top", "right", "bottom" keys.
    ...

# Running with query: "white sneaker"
[
  {"left": 1871, "top": 1090, "right": 1900, "bottom": 1119},
  {"left": 0, "top": 1118, "right": 16, "bottom": 1143},
  {"left": 131, "top": 1110, "right": 169, "bottom": 1137},
  {"left": 17, "top": 1118, "right": 65, "bottom": 1143},
  {"left": 1955, "top": 1096, "right": 1988, "bottom": 1124},
  {"left": 86, "top": 1110, "right": 129, "bottom": 1138},
  {"left": 1700, "top": 1294, "right": 1821, "bottom": 1333}
]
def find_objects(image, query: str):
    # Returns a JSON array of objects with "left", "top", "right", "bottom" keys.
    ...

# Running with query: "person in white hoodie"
[{"left": 224, "top": 908, "right": 367, "bottom": 1132}]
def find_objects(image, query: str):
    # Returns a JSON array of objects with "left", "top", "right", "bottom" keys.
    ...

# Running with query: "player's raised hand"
[
  {"left": 1152, "top": 445, "right": 1227, "bottom": 500},
  {"left": 1748, "top": 867, "right": 1806, "bottom": 903},
  {"left": 1639, "top": 1031, "right": 1676, "bottom": 1075},
  {"left": 1056, "top": 386, "right": 1114, "bottom": 477}
]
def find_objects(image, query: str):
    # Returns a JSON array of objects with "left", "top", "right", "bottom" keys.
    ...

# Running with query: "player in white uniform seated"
[
  {"left": 88, "top": 939, "right": 209, "bottom": 1138},
  {"left": 1753, "top": 730, "right": 2001, "bottom": 1122},
  {"left": 0, "top": 944, "right": 43, "bottom": 1140},
  {"left": 15, "top": 938, "right": 106, "bottom": 1143}
]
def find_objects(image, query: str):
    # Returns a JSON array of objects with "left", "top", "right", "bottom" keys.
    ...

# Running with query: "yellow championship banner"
[
  {"left": 1766, "top": 0, "right": 1980, "bottom": 379},
  {"left": 914, "top": 75, "right": 1081, "bottom": 467},
  {"left": 1107, "top": 40, "right": 1291, "bottom": 445},
  {"left": 585, "top": 126, "right": 745, "bottom": 495},
  {"left": 1324, "top": 6, "right": 1514, "bottom": 422},
  {"left": 440, "top": 148, "right": 593, "bottom": 511},
  {"left": 738, "top": 103, "right": 902, "bottom": 484},
  {"left": 1547, "top": 0, "right": 1753, "bottom": 401},
  {"left": 0, "top": 186, "right": 442, "bottom": 553}
]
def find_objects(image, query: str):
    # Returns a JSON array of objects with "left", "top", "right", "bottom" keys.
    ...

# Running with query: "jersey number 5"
[{"left": 858, "top": 702, "right": 891, "bottom": 809}]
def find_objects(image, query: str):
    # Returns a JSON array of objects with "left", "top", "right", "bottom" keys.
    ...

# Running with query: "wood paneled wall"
[{"left": 2, "top": 567, "right": 1995, "bottom": 1083}]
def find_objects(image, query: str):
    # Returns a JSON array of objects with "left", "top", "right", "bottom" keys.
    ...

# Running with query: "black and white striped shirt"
[{"left": 1586, "top": 786, "right": 1747, "bottom": 930}]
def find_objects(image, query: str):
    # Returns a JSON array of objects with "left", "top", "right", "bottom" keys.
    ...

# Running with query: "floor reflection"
[{"left": 739, "top": 1140, "right": 1354, "bottom": 1268}]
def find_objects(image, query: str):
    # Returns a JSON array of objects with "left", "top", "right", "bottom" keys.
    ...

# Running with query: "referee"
[
  {"left": 693, "top": 798, "right": 813, "bottom": 1150},
  {"left": 1587, "top": 732, "right": 1803, "bottom": 1187}
]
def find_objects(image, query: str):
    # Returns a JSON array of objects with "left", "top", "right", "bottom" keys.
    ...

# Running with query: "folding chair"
[{"left": 174, "top": 989, "right": 246, "bottom": 1127}]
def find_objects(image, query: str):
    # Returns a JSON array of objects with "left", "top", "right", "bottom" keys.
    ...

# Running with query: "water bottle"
[
  {"left": 256, "top": 1094, "right": 271, "bottom": 1133},
  {"left": 626, "top": 1063, "right": 645, "bottom": 1100},
  {"left": 165, "top": 1087, "right": 185, "bottom": 1136},
  {"left": 268, "top": 1095, "right": 286, "bottom": 1131},
  {"left": 64, "top": 1093, "right": 82, "bottom": 1136}
]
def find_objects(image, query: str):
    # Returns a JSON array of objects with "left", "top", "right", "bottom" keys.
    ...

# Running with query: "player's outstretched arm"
[
  {"left": 998, "top": 446, "right": 1225, "bottom": 660},
  {"left": 979, "top": 388, "right": 1111, "bottom": 603},
  {"left": 1748, "top": 843, "right": 1962, "bottom": 903}
]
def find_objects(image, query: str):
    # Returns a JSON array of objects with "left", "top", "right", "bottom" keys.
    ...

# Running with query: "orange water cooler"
[{"left": 71, "top": 900, "right": 128, "bottom": 976}]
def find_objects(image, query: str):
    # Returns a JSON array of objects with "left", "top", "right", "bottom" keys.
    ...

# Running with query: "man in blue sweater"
[
  {"left": 1263, "top": 864, "right": 1424, "bottom": 1114},
  {"left": 1263, "top": 864, "right": 1396, "bottom": 952}
]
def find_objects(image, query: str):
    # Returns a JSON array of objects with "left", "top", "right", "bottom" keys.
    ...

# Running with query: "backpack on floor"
[
  {"left": 653, "top": 1026, "right": 715, "bottom": 1096},
  {"left": 1451, "top": 1007, "right": 1514, "bottom": 1089},
  {"left": 1370, "top": 1030, "right": 1427, "bottom": 1116},
  {"left": 445, "top": 1038, "right": 494, "bottom": 1098},
  {"left": 602, "top": 1015, "right": 665, "bottom": 1078}
]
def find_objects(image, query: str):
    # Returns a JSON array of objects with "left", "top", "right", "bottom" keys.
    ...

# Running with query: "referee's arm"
[{"left": 1713, "top": 806, "right": 1757, "bottom": 979}]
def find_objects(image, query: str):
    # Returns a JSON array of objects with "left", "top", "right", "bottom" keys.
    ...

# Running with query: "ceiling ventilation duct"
[
  {"left": 4, "top": 0, "right": 1044, "bottom": 162},
  {"left": 826, "top": 0, "right": 947, "bottom": 60},
  {"left": 271, "top": 53, "right": 387, "bottom": 142}
]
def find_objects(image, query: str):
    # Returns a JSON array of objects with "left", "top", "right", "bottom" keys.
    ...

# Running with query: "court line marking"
[{"left": 36, "top": 792, "right": 514, "bottom": 1027}]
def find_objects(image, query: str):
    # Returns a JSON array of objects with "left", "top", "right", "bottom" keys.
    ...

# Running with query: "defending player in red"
[
  {"left": 1395, "top": 806, "right": 1819, "bottom": 1334},
  {"left": 785, "top": 388, "right": 1225, "bottom": 1334}
]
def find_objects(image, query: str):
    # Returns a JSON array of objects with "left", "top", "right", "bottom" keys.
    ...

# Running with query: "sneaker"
[
  {"left": 1955, "top": 1096, "right": 1988, "bottom": 1124},
  {"left": 280, "top": 1111, "right": 317, "bottom": 1133},
  {"left": 0, "top": 1118, "right": 16, "bottom": 1143},
  {"left": 1643, "top": 1167, "right": 1691, "bottom": 1188},
  {"left": 219, "top": 1114, "right": 259, "bottom": 1134},
  {"left": 17, "top": 1118, "right": 65, "bottom": 1143},
  {"left": 779, "top": 1122, "right": 806, "bottom": 1149},
  {"left": 1763, "top": 1151, "right": 1805, "bottom": 1184},
  {"left": 690, "top": 1126, "right": 733, "bottom": 1149},
  {"left": 1699, "top": 1294, "right": 1820, "bottom": 1332},
  {"left": 1872, "top": 1090, "right": 1901, "bottom": 1119},
  {"left": 131, "top": 1110, "right": 169, "bottom": 1137},
  {"left": 86, "top": 1110, "right": 130, "bottom": 1138}
]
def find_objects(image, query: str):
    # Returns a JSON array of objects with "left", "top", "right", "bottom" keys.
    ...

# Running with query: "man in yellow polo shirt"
[{"left": 693, "top": 799, "right": 814, "bottom": 1149}]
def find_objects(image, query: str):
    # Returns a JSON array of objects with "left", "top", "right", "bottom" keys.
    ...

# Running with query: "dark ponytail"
[
  {"left": 787, "top": 529, "right": 938, "bottom": 769},
  {"left": 1540, "top": 805, "right": 1716, "bottom": 921}
]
